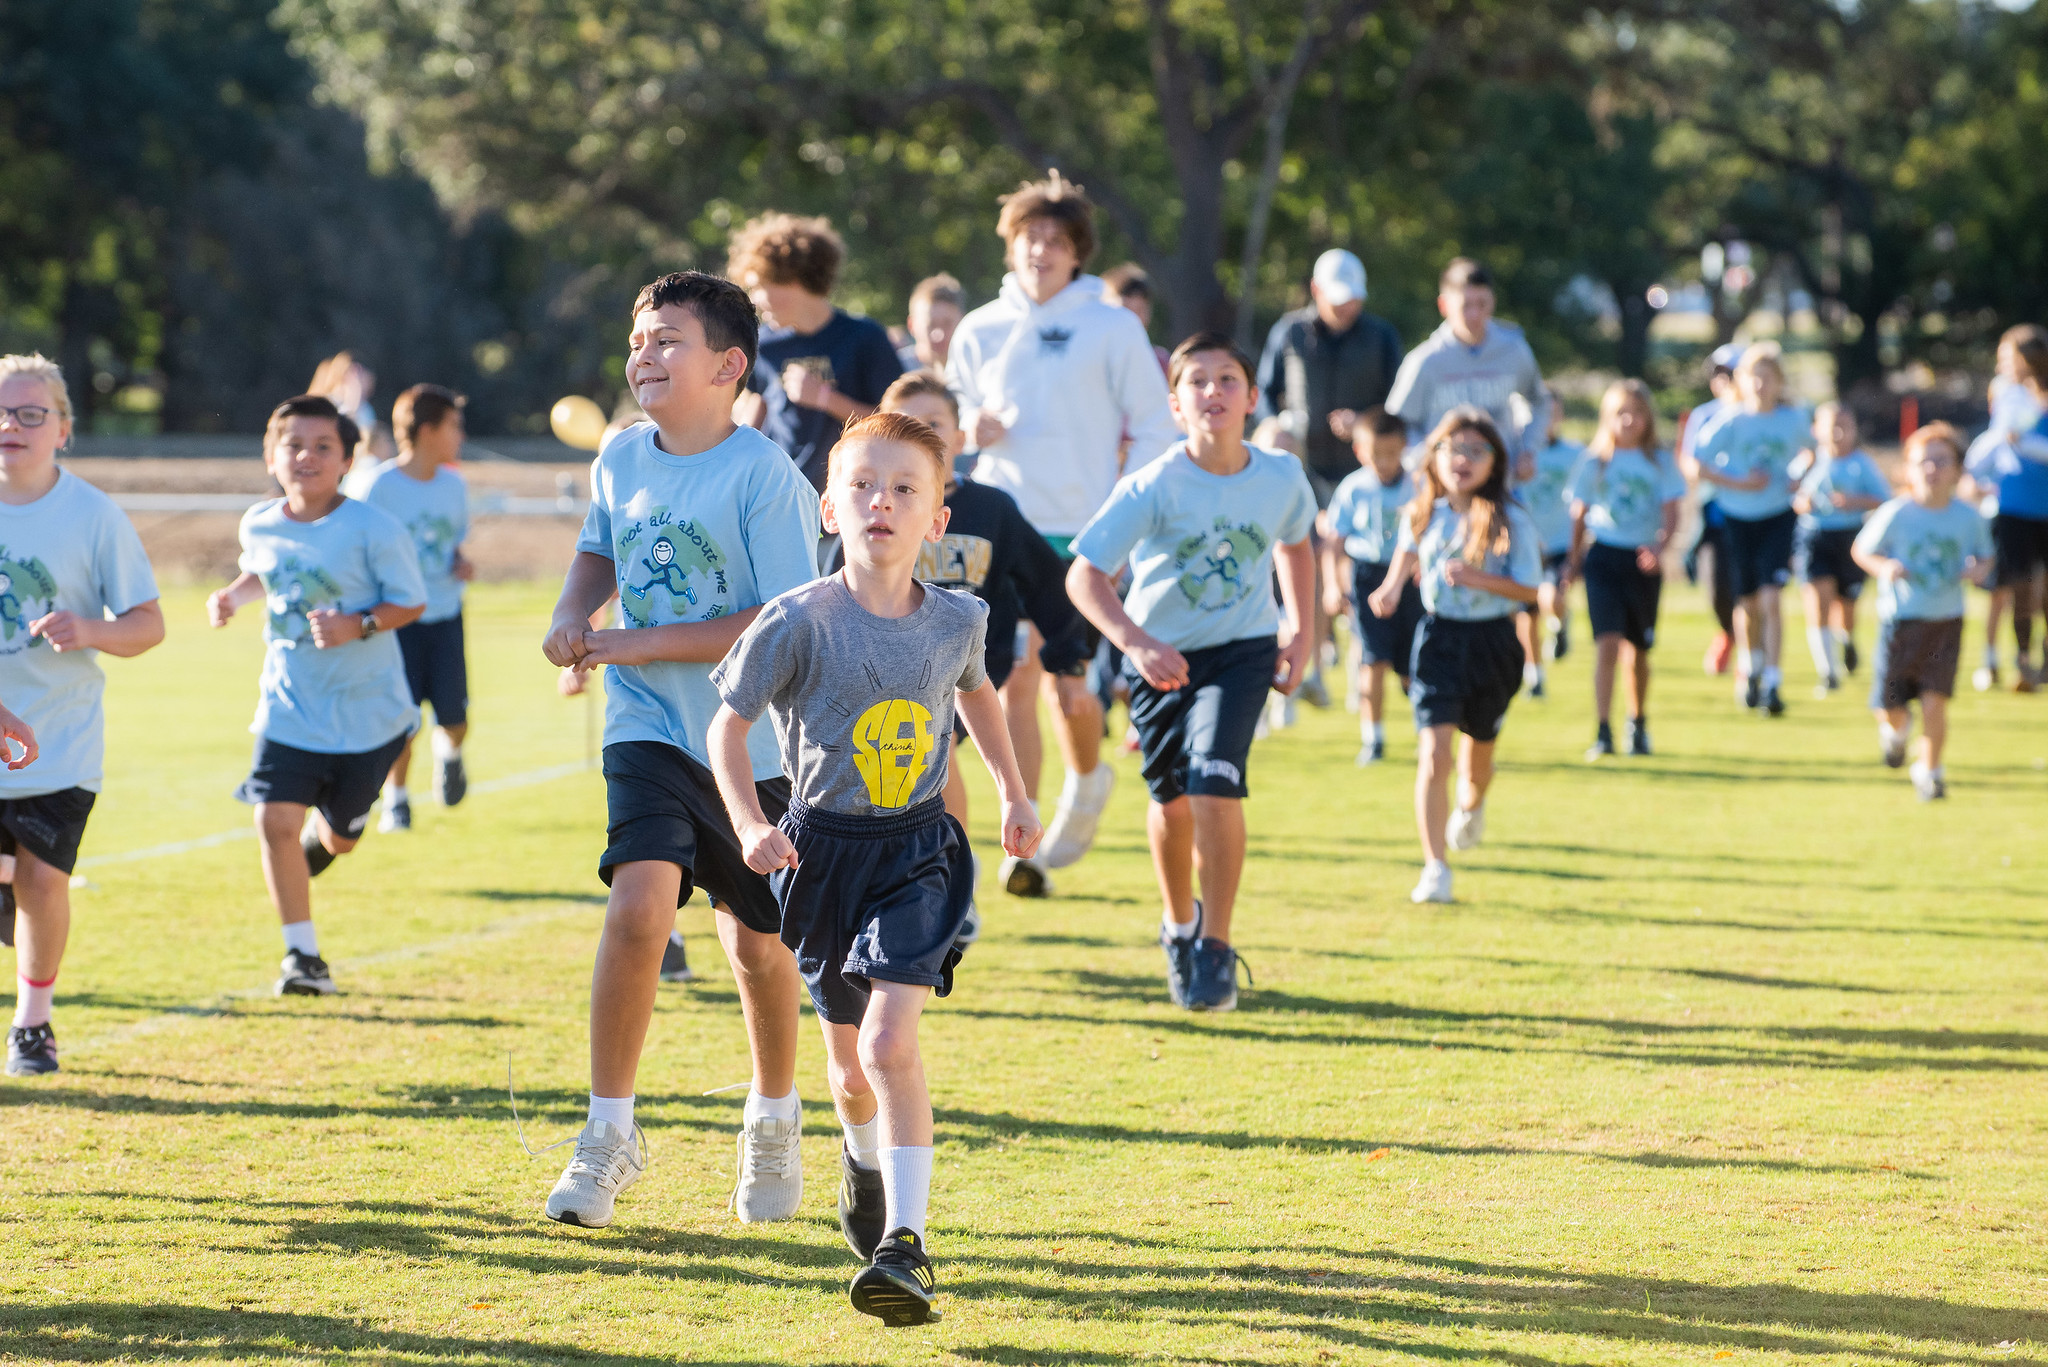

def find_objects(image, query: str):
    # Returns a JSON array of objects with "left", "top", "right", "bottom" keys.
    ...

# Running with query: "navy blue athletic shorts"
[
  {"left": 397, "top": 613, "right": 469, "bottom": 727},
  {"left": 1125, "top": 635, "right": 1277, "bottom": 804},
  {"left": 1409, "top": 615, "right": 1522, "bottom": 742},
  {"left": 0, "top": 787, "right": 97, "bottom": 876},
  {"left": 1797, "top": 525, "right": 1866, "bottom": 596},
  {"left": 235, "top": 730, "right": 411, "bottom": 840},
  {"left": 1990, "top": 513, "right": 2048, "bottom": 590},
  {"left": 1725, "top": 509, "right": 1798, "bottom": 598},
  {"left": 1871, "top": 616, "right": 1963, "bottom": 710},
  {"left": 1350, "top": 559, "right": 1424, "bottom": 672},
  {"left": 772, "top": 794, "right": 971, "bottom": 1026},
  {"left": 599, "top": 740, "right": 788, "bottom": 934},
  {"left": 1582, "top": 542, "right": 1663, "bottom": 650}
]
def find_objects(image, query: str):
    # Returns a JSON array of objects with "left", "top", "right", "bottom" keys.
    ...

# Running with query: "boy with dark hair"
[
  {"left": 540, "top": 270, "right": 822, "bottom": 1231},
  {"left": 710, "top": 411, "right": 1041, "bottom": 1326},
  {"left": 1790, "top": 402, "right": 1890, "bottom": 694},
  {"left": 364, "top": 384, "right": 473, "bottom": 830},
  {"left": 1681, "top": 343, "right": 1748, "bottom": 676},
  {"left": 0, "top": 353, "right": 164, "bottom": 1076},
  {"left": 1385, "top": 258, "right": 1550, "bottom": 461},
  {"left": 901, "top": 275, "right": 964, "bottom": 372},
  {"left": 1067, "top": 333, "right": 1316, "bottom": 1011},
  {"left": 1323, "top": 406, "right": 1420, "bottom": 764},
  {"left": 730, "top": 212, "right": 904, "bottom": 490},
  {"left": 209, "top": 394, "right": 427, "bottom": 998}
]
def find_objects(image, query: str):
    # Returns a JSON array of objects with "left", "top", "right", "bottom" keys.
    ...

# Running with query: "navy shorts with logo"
[
  {"left": 772, "top": 794, "right": 971, "bottom": 1026},
  {"left": 1990, "top": 513, "right": 2048, "bottom": 590},
  {"left": 1409, "top": 614, "right": 1523, "bottom": 742},
  {"left": 397, "top": 613, "right": 470, "bottom": 727},
  {"left": 1725, "top": 509, "right": 1799, "bottom": 598},
  {"left": 235, "top": 730, "right": 411, "bottom": 841},
  {"left": 1871, "top": 616, "right": 1964, "bottom": 710},
  {"left": 0, "top": 787, "right": 97, "bottom": 876},
  {"left": 1582, "top": 542, "right": 1664, "bottom": 650},
  {"left": 1350, "top": 559, "right": 1424, "bottom": 672},
  {"left": 599, "top": 740, "right": 788, "bottom": 934},
  {"left": 1125, "top": 635, "right": 1277, "bottom": 804},
  {"left": 1798, "top": 525, "right": 1867, "bottom": 596}
]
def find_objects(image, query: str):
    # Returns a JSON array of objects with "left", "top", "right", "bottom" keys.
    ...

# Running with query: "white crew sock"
[
  {"left": 383, "top": 784, "right": 409, "bottom": 804},
  {"left": 1831, "top": 627, "right": 1852, "bottom": 649},
  {"left": 745, "top": 1086, "right": 800, "bottom": 1125},
  {"left": 1806, "top": 625, "right": 1837, "bottom": 679},
  {"left": 1737, "top": 648, "right": 1755, "bottom": 679},
  {"left": 432, "top": 730, "right": 461, "bottom": 761},
  {"left": 13, "top": 974, "right": 55, "bottom": 1028},
  {"left": 1425, "top": 858, "right": 1450, "bottom": 877},
  {"left": 1372, "top": 721, "right": 1386, "bottom": 744},
  {"left": 1523, "top": 662, "right": 1543, "bottom": 688},
  {"left": 880, "top": 1145, "right": 933, "bottom": 1240},
  {"left": 281, "top": 921, "right": 320, "bottom": 958},
  {"left": 1762, "top": 665, "right": 1783, "bottom": 690},
  {"left": 1161, "top": 911, "right": 1198, "bottom": 940},
  {"left": 588, "top": 1092, "right": 634, "bottom": 1133},
  {"left": 840, "top": 1109, "right": 881, "bottom": 1171}
]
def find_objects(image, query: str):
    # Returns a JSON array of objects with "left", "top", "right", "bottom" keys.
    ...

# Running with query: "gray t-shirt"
[{"left": 713, "top": 576, "right": 989, "bottom": 816}]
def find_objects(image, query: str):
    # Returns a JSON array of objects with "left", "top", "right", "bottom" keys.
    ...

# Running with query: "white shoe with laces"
[
  {"left": 1411, "top": 862, "right": 1454, "bottom": 904},
  {"left": 731, "top": 1105, "right": 803, "bottom": 1223},
  {"left": 1042, "top": 764, "right": 1116, "bottom": 869},
  {"left": 544, "top": 1118, "right": 647, "bottom": 1228},
  {"left": 1446, "top": 804, "right": 1485, "bottom": 851}
]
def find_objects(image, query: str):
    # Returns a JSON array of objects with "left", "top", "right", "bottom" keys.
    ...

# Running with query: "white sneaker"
[
  {"left": 731, "top": 1105, "right": 803, "bottom": 1222},
  {"left": 544, "top": 1119, "right": 647, "bottom": 1228},
  {"left": 1410, "top": 862, "right": 1454, "bottom": 903},
  {"left": 1264, "top": 691, "right": 1297, "bottom": 731},
  {"left": 1910, "top": 763, "right": 1946, "bottom": 802},
  {"left": 1446, "top": 804, "right": 1485, "bottom": 851},
  {"left": 1041, "top": 764, "right": 1116, "bottom": 870},
  {"left": 1972, "top": 663, "right": 1997, "bottom": 692}
]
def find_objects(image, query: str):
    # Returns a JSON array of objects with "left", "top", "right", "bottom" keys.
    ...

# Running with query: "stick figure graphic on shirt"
[{"left": 1173, "top": 523, "right": 1270, "bottom": 611}]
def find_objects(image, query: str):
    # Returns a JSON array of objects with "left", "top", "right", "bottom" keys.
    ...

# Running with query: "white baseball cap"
[{"left": 1312, "top": 249, "right": 1368, "bottom": 305}]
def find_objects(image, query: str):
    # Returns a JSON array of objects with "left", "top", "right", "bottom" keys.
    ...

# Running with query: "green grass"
[{"left": 3, "top": 583, "right": 2045, "bottom": 1366}]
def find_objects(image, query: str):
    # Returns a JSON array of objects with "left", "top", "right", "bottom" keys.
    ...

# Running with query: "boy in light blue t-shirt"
[
  {"left": 362, "top": 384, "right": 473, "bottom": 830},
  {"left": 209, "top": 395, "right": 427, "bottom": 1000},
  {"left": 1322, "top": 407, "right": 1420, "bottom": 764},
  {"left": 1512, "top": 393, "right": 1583, "bottom": 696},
  {"left": 1069, "top": 333, "right": 1315, "bottom": 1014},
  {"left": 1852, "top": 424, "right": 1993, "bottom": 801},
  {"left": 1789, "top": 401, "right": 1891, "bottom": 694}
]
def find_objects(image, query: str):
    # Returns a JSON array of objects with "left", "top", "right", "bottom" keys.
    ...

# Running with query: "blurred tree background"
[{"left": 3, "top": 0, "right": 2040, "bottom": 432}]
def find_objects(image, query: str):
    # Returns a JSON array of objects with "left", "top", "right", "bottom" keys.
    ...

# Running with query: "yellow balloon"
[{"left": 550, "top": 395, "right": 608, "bottom": 451}]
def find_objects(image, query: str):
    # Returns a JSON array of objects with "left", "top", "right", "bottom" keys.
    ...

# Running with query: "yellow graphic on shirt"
[{"left": 852, "top": 698, "right": 936, "bottom": 809}]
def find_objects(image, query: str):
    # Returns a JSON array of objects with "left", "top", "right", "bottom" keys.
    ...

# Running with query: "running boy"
[
  {"left": 1567, "top": 380, "right": 1686, "bottom": 759},
  {"left": 540, "top": 272, "right": 823, "bottom": 1232},
  {"left": 1385, "top": 258, "right": 1550, "bottom": 462},
  {"left": 1789, "top": 401, "right": 1890, "bottom": 695},
  {"left": 209, "top": 394, "right": 425, "bottom": 997},
  {"left": 1852, "top": 424, "right": 1992, "bottom": 800},
  {"left": 1368, "top": 408, "right": 1540, "bottom": 905},
  {"left": 1067, "top": 333, "right": 1317, "bottom": 1011},
  {"left": 363, "top": 384, "right": 473, "bottom": 829},
  {"left": 0, "top": 353, "right": 163, "bottom": 1076},
  {"left": 1513, "top": 388, "right": 1583, "bottom": 696},
  {"left": 709, "top": 411, "right": 1041, "bottom": 1326},
  {"left": 1322, "top": 407, "right": 1420, "bottom": 765},
  {"left": 1685, "top": 343, "right": 1808, "bottom": 715}
]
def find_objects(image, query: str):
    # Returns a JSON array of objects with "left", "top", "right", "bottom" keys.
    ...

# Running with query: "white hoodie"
[{"left": 948, "top": 273, "right": 1179, "bottom": 537}]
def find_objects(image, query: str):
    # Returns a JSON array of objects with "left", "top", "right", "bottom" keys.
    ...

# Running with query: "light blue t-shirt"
[
  {"left": 0, "top": 469, "right": 160, "bottom": 797},
  {"left": 362, "top": 463, "right": 470, "bottom": 623},
  {"left": 1396, "top": 498, "right": 1542, "bottom": 621},
  {"left": 1794, "top": 449, "right": 1892, "bottom": 532},
  {"left": 1070, "top": 443, "right": 1316, "bottom": 653},
  {"left": 1680, "top": 396, "right": 1736, "bottom": 507},
  {"left": 1568, "top": 447, "right": 1688, "bottom": 551},
  {"left": 576, "top": 422, "right": 821, "bottom": 779},
  {"left": 238, "top": 497, "right": 427, "bottom": 754},
  {"left": 1517, "top": 438, "right": 1585, "bottom": 555},
  {"left": 1853, "top": 497, "right": 1992, "bottom": 622},
  {"left": 1695, "top": 406, "right": 1809, "bottom": 520},
  {"left": 1326, "top": 465, "right": 1414, "bottom": 565}
]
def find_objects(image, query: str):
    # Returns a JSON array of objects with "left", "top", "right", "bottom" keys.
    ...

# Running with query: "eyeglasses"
[
  {"left": 1436, "top": 438, "right": 1493, "bottom": 458},
  {"left": 0, "top": 405, "right": 53, "bottom": 428}
]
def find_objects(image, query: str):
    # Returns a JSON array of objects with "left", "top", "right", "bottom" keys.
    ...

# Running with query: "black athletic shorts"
[
  {"left": 1125, "top": 635, "right": 1277, "bottom": 804},
  {"left": 1350, "top": 558, "right": 1424, "bottom": 672},
  {"left": 1582, "top": 542, "right": 1663, "bottom": 650},
  {"left": 599, "top": 740, "right": 788, "bottom": 934},
  {"left": 1990, "top": 513, "right": 2048, "bottom": 589},
  {"left": 398, "top": 613, "right": 469, "bottom": 727},
  {"left": 1725, "top": 509, "right": 1798, "bottom": 598},
  {"left": 1797, "top": 525, "right": 1867, "bottom": 595},
  {"left": 0, "top": 787, "right": 97, "bottom": 876},
  {"left": 772, "top": 794, "right": 970, "bottom": 1026},
  {"left": 1871, "top": 616, "right": 1963, "bottom": 710},
  {"left": 235, "top": 731, "right": 410, "bottom": 840},
  {"left": 1409, "top": 614, "right": 1522, "bottom": 742}
]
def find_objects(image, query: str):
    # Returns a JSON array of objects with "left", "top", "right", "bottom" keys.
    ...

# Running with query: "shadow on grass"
[
  {"left": 467, "top": 888, "right": 608, "bottom": 905},
  {"left": 1537, "top": 904, "right": 2048, "bottom": 942}
]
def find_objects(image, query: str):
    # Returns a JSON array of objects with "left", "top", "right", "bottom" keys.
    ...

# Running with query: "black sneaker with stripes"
[{"left": 850, "top": 1227, "right": 940, "bottom": 1326}]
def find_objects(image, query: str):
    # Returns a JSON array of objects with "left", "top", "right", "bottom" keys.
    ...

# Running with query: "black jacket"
[{"left": 1255, "top": 306, "right": 1404, "bottom": 482}]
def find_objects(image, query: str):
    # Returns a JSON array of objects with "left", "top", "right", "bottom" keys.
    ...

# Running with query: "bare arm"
[
  {"left": 1442, "top": 559, "right": 1541, "bottom": 605},
  {"left": 1065, "top": 556, "right": 1189, "bottom": 690},
  {"left": 954, "top": 682, "right": 1043, "bottom": 858},
  {"left": 307, "top": 599, "right": 425, "bottom": 648},
  {"left": 579, "top": 605, "right": 765, "bottom": 669},
  {"left": 1851, "top": 542, "right": 1903, "bottom": 582},
  {"left": 708, "top": 703, "right": 797, "bottom": 873},
  {"left": 31, "top": 599, "right": 165, "bottom": 658},
  {"left": 1692, "top": 462, "right": 1769, "bottom": 492},
  {"left": 207, "top": 572, "right": 266, "bottom": 627},
  {"left": 544, "top": 551, "right": 618, "bottom": 665},
  {"left": 1566, "top": 504, "right": 1589, "bottom": 579},
  {"left": 0, "top": 700, "right": 36, "bottom": 769},
  {"left": 1367, "top": 548, "right": 1418, "bottom": 618},
  {"left": 1271, "top": 539, "right": 1315, "bottom": 695},
  {"left": 1646, "top": 499, "right": 1682, "bottom": 574}
]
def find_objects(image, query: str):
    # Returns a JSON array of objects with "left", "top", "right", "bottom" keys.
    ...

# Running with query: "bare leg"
[
  {"left": 714, "top": 909, "right": 801, "bottom": 1100},
  {"left": 1919, "top": 692, "right": 1949, "bottom": 769},
  {"left": 255, "top": 801, "right": 357, "bottom": 927},
  {"left": 1457, "top": 735, "right": 1497, "bottom": 814},
  {"left": 589, "top": 860, "right": 683, "bottom": 1098},
  {"left": 1042, "top": 671, "right": 1103, "bottom": 776},
  {"left": 1415, "top": 724, "right": 1456, "bottom": 862},
  {"left": 1516, "top": 609, "right": 1539, "bottom": 669},
  {"left": 1189, "top": 795, "right": 1246, "bottom": 944},
  {"left": 12, "top": 848, "right": 71, "bottom": 986},
  {"left": 858, "top": 981, "right": 934, "bottom": 1148},
  {"left": 1626, "top": 642, "right": 1651, "bottom": 718},
  {"left": 1986, "top": 587, "right": 2011, "bottom": 669},
  {"left": 1001, "top": 647, "right": 1045, "bottom": 803},
  {"left": 1757, "top": 586, "right": 1783, "bottom": 672},
  {"left": 820, "top": 1018, "right": 876, "bottom": 1127},
  {"left": 1362, "top": 661, "right": 1387, "bottom": 725},
  {"left": 1592, "top": 634, "right": 1622, "bottom": 724},
  {"left": 387, "top": 731, "right": 416, "bottom": 791},
  {"left": 1148, "top": 797, "right": 1196, "bottom": 926}
]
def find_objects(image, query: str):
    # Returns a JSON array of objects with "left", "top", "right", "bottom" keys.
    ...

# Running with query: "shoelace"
[
  {"left": 567, "top": 1129, "right": 645, "bottom": 1188},
  {"left": 740, "top": 1120, "right": 799, "bottom": 1181},
  {"left": 1233, "top": 950, "right": 1255, "bottom": 990}
]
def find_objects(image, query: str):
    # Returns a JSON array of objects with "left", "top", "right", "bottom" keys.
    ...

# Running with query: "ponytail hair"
[{"left": 1405, "top": 405, "right": 1514, "bottom": 565}]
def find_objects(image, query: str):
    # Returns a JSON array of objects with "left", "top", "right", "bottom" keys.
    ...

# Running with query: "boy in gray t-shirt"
[{"left": 711, "top": 412, "right": 1041, "bottom": 1328}]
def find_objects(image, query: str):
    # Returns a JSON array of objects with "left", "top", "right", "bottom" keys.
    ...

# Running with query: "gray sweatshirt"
[{"left": 1385, "top": 319, "right": 1549, "bottom": 459}]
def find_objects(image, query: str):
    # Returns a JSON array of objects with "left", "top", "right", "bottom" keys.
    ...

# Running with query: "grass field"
[{"left": 3, "top": 582, "right": 2045, "bottom": 1366}]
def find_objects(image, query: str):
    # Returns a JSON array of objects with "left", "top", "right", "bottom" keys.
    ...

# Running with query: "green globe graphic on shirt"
[
  {"left": 0, "top": 551, "right": 59, "bottom": 649},
  {"left": 408, "top": 513, "right": 462, "bottom": 575},
  {"left": 262, "top": 557, "right": 344, "bottom": 642},
  {"left": 617, "top": 510, "right": 728, "bottom": 627},
  {"left": 1172, "top": 519, "right": 1273, "bottom": 610}
]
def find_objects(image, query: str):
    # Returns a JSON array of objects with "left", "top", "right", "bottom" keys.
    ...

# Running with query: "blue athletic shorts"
[
  {"left": 1797, "top": 525, "right": 1866, "bottom": 596},
  {"left": 1725, "top": 510, "right": 1798, "bottom": 598},
  {"left": 599, "top": 740, "right": 788, "bottom": 933},
  {"left": 235, "top": 730, "right": 410, "bottom": 840},
  {"left": 1409, "top": 615, "right": 1522, "bottom": 742},
  {"left": 1582, "top": 543, "right": 1663, "bottom": 650},
  {"left": 1125, "top": 635, "right": 1277, "bottom": 804},
  {"left": 397, "top": 613, "right": 469, "bottom": 727},
  {"left": 1350, "top": 559, "right": 1424, "bottom": 672}
]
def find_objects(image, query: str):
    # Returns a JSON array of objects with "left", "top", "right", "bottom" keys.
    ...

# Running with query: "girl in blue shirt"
[
  {"left": 1789, "top": 402, "right": 1891, "bottom": 694},
  {"left": 1368, "top": 406, "right": 1540, "bottom": 905}
]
